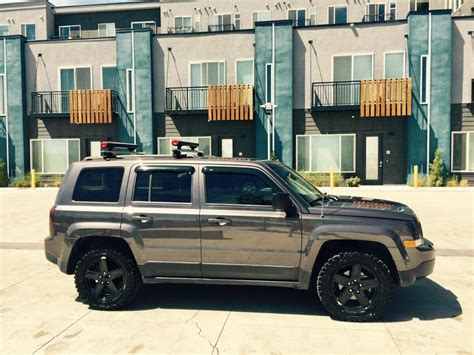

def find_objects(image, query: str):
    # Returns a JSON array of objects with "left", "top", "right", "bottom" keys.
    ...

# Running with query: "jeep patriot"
[{"left": 45, "top": 141, "right": 435, "bottom": 322}]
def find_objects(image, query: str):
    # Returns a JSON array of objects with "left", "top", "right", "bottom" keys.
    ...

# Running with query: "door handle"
[
  {"left": 131, "top": 215, "right": 153, "bottom": 224},
  {"left": 208, "top": 217, "right": 231, "bottom": 226}
]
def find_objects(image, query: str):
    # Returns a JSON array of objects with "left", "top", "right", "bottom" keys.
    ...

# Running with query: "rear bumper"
[
  {"left": 44, "top": 235, "right": 70, "bottom": 273},
  {"left": 398, "top": 238, "right": 435, "bottom": 287}
]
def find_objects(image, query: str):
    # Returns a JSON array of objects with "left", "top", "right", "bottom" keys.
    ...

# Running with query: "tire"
[
  {"left": 316, "top": 251, "right": 392, "bottom": 322},
  {"left": 74, "top": 248, "right": 141, "bottom": 310}
]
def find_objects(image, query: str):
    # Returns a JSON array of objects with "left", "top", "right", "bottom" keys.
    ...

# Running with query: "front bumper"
[{"left": 398, "top": 238, "right": 435, "bottom": 287}]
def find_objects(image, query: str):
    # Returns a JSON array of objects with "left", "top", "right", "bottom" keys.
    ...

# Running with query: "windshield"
[{"left": 266, "top": 162, "right": 324, "bottom": 207}]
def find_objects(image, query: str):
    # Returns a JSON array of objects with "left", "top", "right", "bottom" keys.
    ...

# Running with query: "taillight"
[{"left": 49, "top": 206, "right": 57, "bottom": 236}]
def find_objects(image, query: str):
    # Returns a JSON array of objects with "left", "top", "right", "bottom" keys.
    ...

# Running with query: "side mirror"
[{"left": 272, "top": 192, "right": 296, "bottom": 214}]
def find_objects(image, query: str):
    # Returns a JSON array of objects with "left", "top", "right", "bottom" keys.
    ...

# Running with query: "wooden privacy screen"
[
  {"left": 70, "top": 89, "right": 113, "bottom": 124},
  {"left": 208, "top": 85, "right": 254, "bottom": 121},
  {"left": 360, "top": 78, "right": 412, "bottom": 118}
]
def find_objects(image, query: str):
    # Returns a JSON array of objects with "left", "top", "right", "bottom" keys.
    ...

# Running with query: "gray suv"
[{"left": 45, "top": 141, "right": 435, "bottom": 322}]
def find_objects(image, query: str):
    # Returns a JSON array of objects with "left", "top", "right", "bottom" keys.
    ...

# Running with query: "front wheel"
[
  {"left": 316, "top": 251, "right": 392, "bottom": 322},
  {"left": 74, "top": 248, "right": 141, "bottom": 310}
]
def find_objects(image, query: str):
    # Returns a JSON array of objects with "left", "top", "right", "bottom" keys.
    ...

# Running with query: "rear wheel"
[
  {"left": 316, "top": 251, "right": 392, "bottom": 322},
  {"left": 74, "top": 248, "right": 141, "bottom": 310}
]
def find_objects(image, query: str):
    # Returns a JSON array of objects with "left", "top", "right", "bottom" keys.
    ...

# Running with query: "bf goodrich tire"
[
  {"left": 74, "top": 248, "right": 141, "bottom": 310},
  {"left": 316, "top": 251, "right": 392, "bottom": 322}
]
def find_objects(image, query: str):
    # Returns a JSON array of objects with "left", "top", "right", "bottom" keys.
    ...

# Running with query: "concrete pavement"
[{"left": 0, "top": 187, "right": 473, "bottom": 354}]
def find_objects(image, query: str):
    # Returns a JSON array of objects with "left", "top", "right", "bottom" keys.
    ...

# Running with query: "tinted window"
[
  {"left": 133, "top": 167, "right": 193, "bottom": 203},
  {"left": 73, "top": 167, "right": 124, "bottom": 202},
  {"left": 205, "top": 167, "right": 280, "bottom": 206}
]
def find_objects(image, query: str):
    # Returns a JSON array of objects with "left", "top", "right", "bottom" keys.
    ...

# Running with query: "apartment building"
[{"left": 0, "top": 0, "right": 472, "bottom": 184}]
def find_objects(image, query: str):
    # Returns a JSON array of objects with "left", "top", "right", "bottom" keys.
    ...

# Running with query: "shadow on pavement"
[{"left": 123, "top": 278, "right": 462, "bottom": 322}]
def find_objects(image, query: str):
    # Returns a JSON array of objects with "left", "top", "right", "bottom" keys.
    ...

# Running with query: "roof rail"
[
  {"left": 172, "top": 139, "right": 204, "bottom": 159},
  {"left": 101, "top": 141, "right": 138, "bottom": 159}
]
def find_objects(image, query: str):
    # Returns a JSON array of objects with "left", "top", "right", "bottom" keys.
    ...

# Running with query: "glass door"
[{"left": 363, "top": 134, "right": 383, "bottom": 184}]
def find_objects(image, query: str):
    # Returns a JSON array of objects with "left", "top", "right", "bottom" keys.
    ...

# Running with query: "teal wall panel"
[
  {"left": 0, "top": 37, "right": 27, "bottom": 177},
  {"left": 407, "top": 11, "right": 452, "bottom": 178},
  {"left": 255, "top": 21, "right": 293, "bottom": 166},
  {"left": 116, "top": 29, "right": 154, "bottom": 153}
]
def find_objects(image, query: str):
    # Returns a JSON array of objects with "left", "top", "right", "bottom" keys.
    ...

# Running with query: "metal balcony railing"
[
  {"left": 165, "top": 87, "right": 209, "bottom": 113},
  {"left": 312, "top": 81, "right": 361, "bottom": 110},
  {"left": 362, "top": 13, "right": 397, "bottom": 23},
  {"left": 31, "top": 90, "right": 119, "bottom": 117},
  {"left": 208, "top": 24, "right": 236, "bottom": 32},
  {"left": 167, "top": 26, "right": 194, "bottom": 34}
]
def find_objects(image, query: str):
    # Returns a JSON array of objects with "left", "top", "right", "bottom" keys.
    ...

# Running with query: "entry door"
[
  {"left": 363, "top": 134, "right": 383, "bottom": 184},
  {"left": 221, "top": 138, "right": 233, "bottom": 157},
  {"left": 199, "top": 165, "right": 302, "bottom": 281}
]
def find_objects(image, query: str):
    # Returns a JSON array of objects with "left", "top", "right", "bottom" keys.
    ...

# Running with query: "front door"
[
  {"left": 362, "top": 134, "right": 383, "bottom": 184},
  {"left": 199, "top": 165, "right": 302, "bottom": 281},
  {"left": 123, "top": 164, "right": 201, "bottom": 278},
  {"left": 220, "top": 138, "right": 233, "bottom": 157}
]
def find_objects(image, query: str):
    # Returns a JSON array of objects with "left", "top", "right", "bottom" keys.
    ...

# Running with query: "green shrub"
[
  {"left": 0, "top": 159, "right": 8, "bottom": 187},
  {"left": 270, "top": 151, "right": 278, "bottom": 161},
  {"left": 445, "top": 175, "right": 459, "bottom": 187},
  {"left": 11, "top": 173, "right": 40, "bottom": 188},
  {"left": 345, "top": 176, "right": 361, "bottom": 187},
  {"left": 429, "top": 149, "right": 445, "bottom": 187},
  {"left": 459, "top": 179, "right": 470, "bottom": 187},
  {"left": 299, "top": 172, "right": 345, "bottom": 187}
]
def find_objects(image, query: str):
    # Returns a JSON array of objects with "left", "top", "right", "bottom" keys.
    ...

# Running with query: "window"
[
  {"left": 236, "top": 59, "right": 254, "bottom": 85},
  {"left": 101, "top": 66, "right": 117, "bottom": 90},
  {"left": 213, "top": 14, "right": 232, "bottom": 31},
  {"left": 59, "top": 25, "right": 81, "bottom": 39},
  {"left": 204, "top": 167, "right": 280, "bottom": 206},
  {"left": 288, "top": 9, "right": 307, "bottom": 27},
  {"left": 59, "top": 67, "right": 92, "bottom": 90},
  {"left": 190, "top": 61, "right": 225, "bottom": 109},
  {"left": 388, "top": 3, "right": 397, "bottom": 20},
  {"left": 365, "top": 3, "right": 385, "bottom": 22},
  {"left": 98, "top": 23, "right": 115, "bottom": 37},
  {"left": 21, "top": 23, "right": 36, "bottom": 40},
  {"left": 30, "top": 139, "right": 80, "bottom": 174},
  {"left": 0, "top": 25, "right": 9, "bottom": 36},
  {"left": 452, "top": 132, "right": 474, "bottom": 172},
  {"left": 384, "top": 52, "right": 405, "bottom": 78},
  {"left": 131, "top": 21, "right": 156, "bottom": 34},
  {"left": 193, "top": 15, "right": 201, "bottom": 32},
  {"left": 328, "top": 6, "right": 347, "bottom": 25},
  {"left": 296, "top": 134, "right": 356, "bottom": 173},
  {"left": 410, "top": 0, "right": 429, "bottom": 12},
  {"left": 308, "top": 7, "right": 317, "bottom": 25},
  {"left": 234, "top": 13, "right": 241, "bottom": 30},
  {"left": 420, "top": 55, "right": 428, "bottom": 104},
  {"left": 157, "top": 137, "right": 211, "bottom": 156},
  {"left": 333, "top": 54, "right": 373, "bottom": 81},
  {"left": 265, "top": 63, "right": 272, "bottom": 104},
  {"left": 0, "top": 75, "right": 5, "bottom": 116},
  {"left": 174, "top": 16, "right": 192, "bottom": 33},
  {"left": 73, "top": 167, "right": 124, "bottom": 202},
  {"left": 133, "top": 167, "right": 193, "bottom": 203},
  {"left": 126, "top": 69, "right": 134, "bottom": 112},
  {"left": 252, "top": 11, "right": 271, "bottom": 27}
]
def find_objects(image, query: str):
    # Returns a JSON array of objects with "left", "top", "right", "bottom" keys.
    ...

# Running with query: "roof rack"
[
  {"left": 101, "top": 141, "right": 139, "bottom": 159},
  {"left": 172, "top": 139, "right": 204, "bottom": 159}
]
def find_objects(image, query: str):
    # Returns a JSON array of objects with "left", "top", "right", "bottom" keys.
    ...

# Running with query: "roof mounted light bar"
[
  {"left": 172, "top": 140, "right": 204, "bottom": 159},
  {"left": 101, "top": 141, "right": 138, "bottom": 159}
]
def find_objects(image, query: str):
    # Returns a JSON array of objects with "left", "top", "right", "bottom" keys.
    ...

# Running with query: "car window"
[
  {"left": 133, "top": 167, "right": 193, "bottom": 203},
  {"left": 204, "top": 166, "right": 281, "bottom": 206},
  {"left": 73, "top": 167, "right": 124, "bottom": 202}
]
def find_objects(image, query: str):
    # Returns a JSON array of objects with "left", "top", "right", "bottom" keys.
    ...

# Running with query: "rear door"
[{"left": 122, "top": 164, "right": 201, "bottom": 278}]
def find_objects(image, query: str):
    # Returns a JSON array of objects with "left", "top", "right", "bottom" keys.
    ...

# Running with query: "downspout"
[
  {"left": 426, "top": 13, "right": 432, "bottom": 175},
  {"left": 271, "top": 23, "right": 276, "bottom": 156},
  {"left": 3, "top": 39, "right": 9, "bottom": 177},
  {"left": 132, "top": 30, "right": 137, "bottom": 145}
]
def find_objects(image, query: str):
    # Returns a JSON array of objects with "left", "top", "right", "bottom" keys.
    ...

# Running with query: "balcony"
[
  {"left": 312, "top": 78, "right": 412, "bottom": 117},
  {"left": 31, "top": 90, "right": 119, "bottom": 124},
  {"left": 208, "top": 24, "right": 236, "bottom": 32},
  {"left": 167, "top": 26, "right": 194, "bottom": 34},
  {"left": 166, "top": 85, "right": 254, "bottom": 121},
  {"left": 362, "top": 13, "right": 396, "bottom": 23}
]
